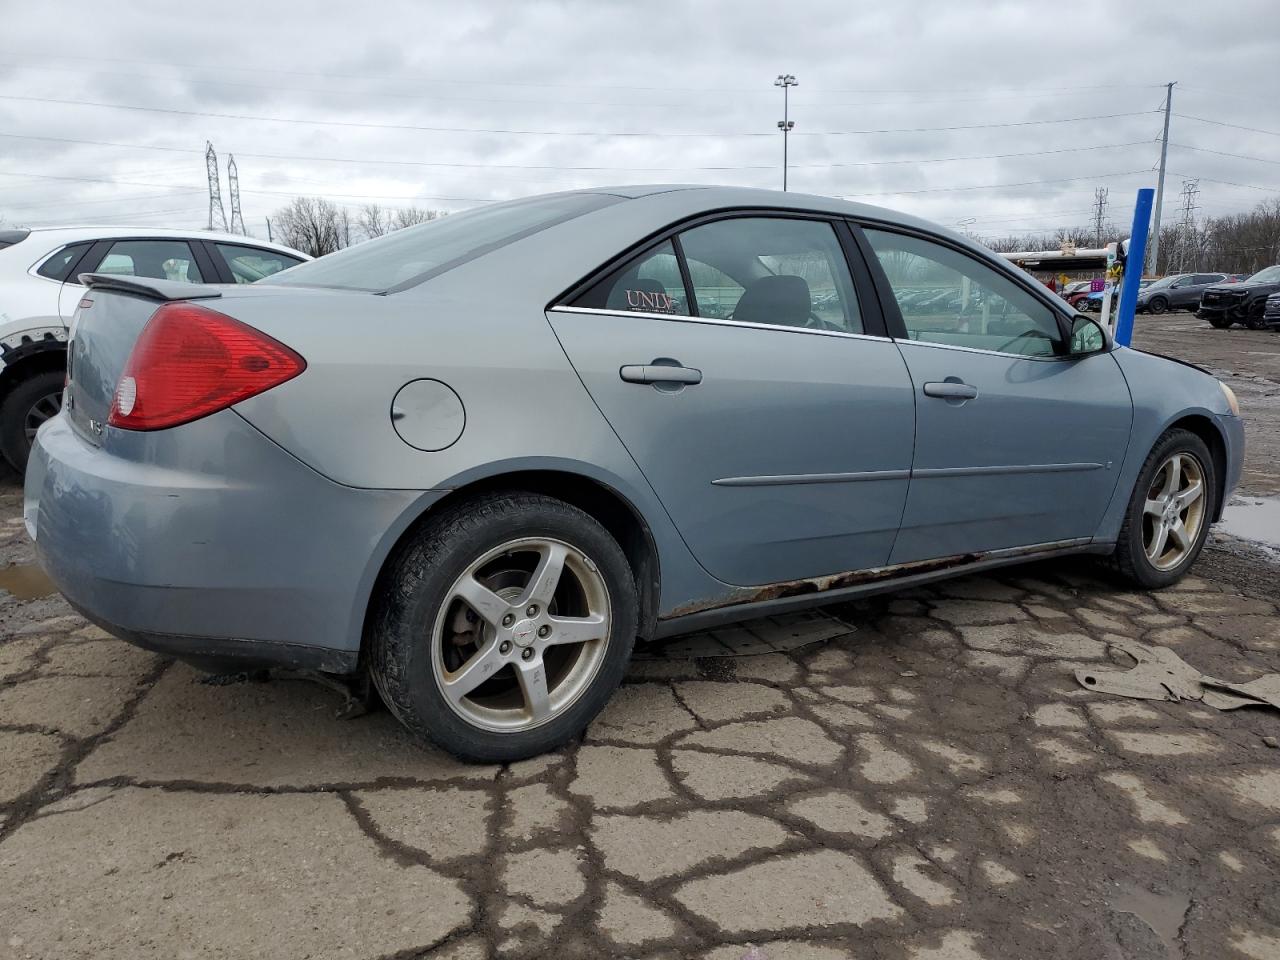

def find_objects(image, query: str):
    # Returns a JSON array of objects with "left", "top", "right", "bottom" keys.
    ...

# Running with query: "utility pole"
[
  {"left": 205, "top": 141, "right": 228, "bottom": 232},
  {"left": 1092, "top": 187, "right": 1109, "bottom": 248},
  {"left": 1148, "top": 81, "right": 1175, "bottom": 275},
  {"left": 265, "top": 216, "right": 273, "bottom": 242},
  {"left": 775, "top": 73, "right": 797, "bottom": 191}
]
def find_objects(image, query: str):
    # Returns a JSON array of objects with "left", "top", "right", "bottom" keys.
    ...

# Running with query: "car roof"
[{"left": 17, "top": 225, "right": 310, "bottom": 259}]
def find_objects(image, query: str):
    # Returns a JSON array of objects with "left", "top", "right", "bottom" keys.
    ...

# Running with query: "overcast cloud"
[{"left": 1, "top": 0, "right": 1276, "bottom": 243}]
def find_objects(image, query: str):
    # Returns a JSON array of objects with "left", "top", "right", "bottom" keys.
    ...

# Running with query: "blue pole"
[{"left": 1113, "top": 187, "right": 1154, "bottom": 347}]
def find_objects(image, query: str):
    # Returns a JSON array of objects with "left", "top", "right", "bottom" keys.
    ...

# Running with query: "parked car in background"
[
  {"left": 1264, "top": 292, "right": 1280, "bottom": 329},
  {"left": 26, "top": 185, "right": 1243, "bottom": 761},
  {"left": 1224, "top": 274, "right": 1250, "bottom": 283},
  {"left": 1080, "top": 278, "right": 1156, "bottom": 312},
  {"left": 1136, "top": 272, "right": 1228, "bottom": 314},
  {"left": 1063, "top": 280, "right": 1095, "bottom": 310},
  {"left": 0, "top": 227, "right": 309, "bottom": 471},
  {"left": 1198, "top": 265, "right": 1280, "bottom": 329}
]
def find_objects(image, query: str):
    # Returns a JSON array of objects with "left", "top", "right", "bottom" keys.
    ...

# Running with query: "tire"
[
  {"left": 369, "top": 491, "right": 638, "bottom": 763},
  {"left": 0, "top": 369, "right": 65, "bottom": 473},
  {"left": 1147, "top": 296, "right": 1168, "bottom": 315},
  {"left": 1207, "top": 317, "right": 1231, "bottom": 329},
  {"left": 1110, "top": 428, "right": 1215, "bottom": 590},
  {"left": 1244, "top": 306, "right": 1266, "bottom": 330}
]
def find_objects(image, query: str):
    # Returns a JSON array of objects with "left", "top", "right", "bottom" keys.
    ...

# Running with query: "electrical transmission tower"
[
  {"left": 205, "top": 141, "right": 228, "bottom": 232},
  {"left": 227, "top": 154, "right": 245, "bottom": 235},
  {"left": 1092, "top": 187, "right": 1109, "bottom": 248},
  {"left": 1175, "top": 179, "right": 1199, "bottom": 273}
]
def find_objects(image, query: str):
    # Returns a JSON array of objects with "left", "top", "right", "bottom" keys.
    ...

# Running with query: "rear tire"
[
  {"left": 369, "top": 492, "right": 638, "bottom": 763},
  {"left": 0, "top": 369, "right": 65, "bottom": 473},
  {"left": 1110, "top": 429, "right": 1215, "bottom": 590}
]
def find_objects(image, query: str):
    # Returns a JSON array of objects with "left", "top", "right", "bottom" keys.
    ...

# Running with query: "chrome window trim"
[
  {"left": 892, "top": 335, "right": 1094, "bottom": 363},
  {"left": 548, "top": 305, "right": 887, "bottom": 343}
]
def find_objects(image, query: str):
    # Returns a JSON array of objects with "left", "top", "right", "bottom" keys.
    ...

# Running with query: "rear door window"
[
  {"left": 571, "top": 240, "right": 689, "bottom": 315},
  {"left": 679, "top": 217, "right": 863, "bottom": 334},
  {"left": 214, "top": 243, "right": 304, "bottom": 283},
  {"left": 36, "top": 242, "right": 93, "bottom": 282},
  {"left": 90, "top": 240, "right": 205, "bottom": 283}
]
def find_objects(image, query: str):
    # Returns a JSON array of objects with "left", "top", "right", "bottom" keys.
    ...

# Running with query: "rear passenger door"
[
  {"left": 80, "top": 238, "right": 210, "bottom": 285},
  {"left": 549, "top": 214, "right": 917, "bottom": 587}
]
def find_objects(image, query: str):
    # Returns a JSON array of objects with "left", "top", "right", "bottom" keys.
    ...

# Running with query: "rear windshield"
[{"left": 264, "top": 192, "right": 620, "bottom": 293}]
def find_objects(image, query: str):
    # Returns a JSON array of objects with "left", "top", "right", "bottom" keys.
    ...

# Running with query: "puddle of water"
[
  {"left": 1218, "top": 497, "right": 1280, "bottom": 554},
  {"left": 1110, "top": 883, "right": 1190, "bottom": 958},
  {"left": 0, "top": 561, "right": 56, "bottom": 600}
]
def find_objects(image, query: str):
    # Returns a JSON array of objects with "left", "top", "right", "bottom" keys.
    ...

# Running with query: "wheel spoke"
[
  {"left": 1160, "top": 455, "right": 1182, "bottom": 497},
  {"left": 1146, "top": 519, "right": 1170, "bottom": 561},
  {"left": 1168, "top": 519, "right": 1191, "bottom": 552},
  {"left": 440, "top": 641, "right": 506, "bottom": 703},
  {"left": 1176, "top": 479, "right": 1203, "bottom": 511},
  {"left": 518, "top": 542, "right": 568, "bottom": 609},
  {"left": 454, "top": 575, "right": 511, "bottom": 628},
  {"left": 544, "top": 613, "right": 608, "bottom": 646},
  {"left": 515, "top": 658, "right": 552, "bottom": 721},
  {"left": 1143, "top": 498, "right": 1165, "bottom": 517}
]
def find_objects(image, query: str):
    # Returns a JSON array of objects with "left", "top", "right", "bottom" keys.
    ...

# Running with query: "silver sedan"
[{"left": 26, "top": 186, "right": 1244, "bottom": 761}]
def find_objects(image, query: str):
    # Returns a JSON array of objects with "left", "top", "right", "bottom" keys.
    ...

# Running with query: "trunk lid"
[{"left": 66, "top": 274, "right": 221, "bottom": 445}]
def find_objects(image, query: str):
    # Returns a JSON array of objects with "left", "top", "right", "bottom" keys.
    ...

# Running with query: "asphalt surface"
[{"left": 1, "top": 312, "right": 1279, "bottom": 960}]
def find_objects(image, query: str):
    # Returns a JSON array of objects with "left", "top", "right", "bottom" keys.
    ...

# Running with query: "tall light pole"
[{"left": 775, "top": 73, "right": 798, "bottom": 191}]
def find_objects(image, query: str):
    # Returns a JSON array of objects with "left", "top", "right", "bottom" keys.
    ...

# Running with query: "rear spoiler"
[{"left": 78, "top": 273, "right": 222, "bottom": 302}]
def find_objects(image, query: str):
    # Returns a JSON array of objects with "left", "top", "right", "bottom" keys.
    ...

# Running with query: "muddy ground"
[{"left": 0, "top": 312, "right": 1278, "bottom": 960}]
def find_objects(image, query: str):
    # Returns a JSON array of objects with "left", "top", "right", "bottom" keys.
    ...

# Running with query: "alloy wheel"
[
  {"left": 1141, "top": 452, "right": 1206, "bottom": 571},
  {"left": 24, "top": 391, "right": 62, "bottom": 445},
  {"left": 430, "top": 537, "right": 611, "bottom": 733}
]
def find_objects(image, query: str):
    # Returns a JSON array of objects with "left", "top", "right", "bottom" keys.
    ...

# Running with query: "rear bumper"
[{"left": 25, "top": 412, "right": 433, "bottom": 672}]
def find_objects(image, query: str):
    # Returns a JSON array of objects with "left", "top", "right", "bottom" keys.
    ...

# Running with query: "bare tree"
[
  {"left": 270, "top": 197, "right": 354, "bottom": 257},
  {"left": 392, "top": 206, "right": 444, "bottom": 230},
  {"left": 358, "top": 203, "right": 394, "bottom": 240}
]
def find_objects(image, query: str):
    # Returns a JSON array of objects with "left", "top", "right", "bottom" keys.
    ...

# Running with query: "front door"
[
  {"left": 858, "top": 226, "right": 1133, "bottom": 564},
  {"left": 549, "top": 216, "right": 916, "bottom": 587}
]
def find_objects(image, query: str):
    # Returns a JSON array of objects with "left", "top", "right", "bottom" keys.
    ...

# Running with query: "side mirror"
[{"left": 1069, "top": 315, "right": 1107, "bottom": 356}]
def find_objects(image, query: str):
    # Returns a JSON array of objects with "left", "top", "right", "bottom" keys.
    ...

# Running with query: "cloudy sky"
[{"left": 1, "top": 0, "right": 1276, "bottom": 244}]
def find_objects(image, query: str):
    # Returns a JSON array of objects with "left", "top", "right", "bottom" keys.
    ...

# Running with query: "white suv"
[{"left": 0, "top": 226, "right": 309, "bottom": 471}]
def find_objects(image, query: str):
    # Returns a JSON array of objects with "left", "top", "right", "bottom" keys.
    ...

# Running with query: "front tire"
[
  {"left": 0, "top": 369, "right": 65, "bottom": 473},
  {"left": 369, "top": 492, "right": 638, "bottom": 763},
  {"left": 1111, "top": 429, "right": 1214, "bottom": 589},
  {"left": 1147, "top": 296, "right": 1168, "bottom": 315},
  {"left": 1207, "top": 317, "right": 1232, "bottom": 329}
]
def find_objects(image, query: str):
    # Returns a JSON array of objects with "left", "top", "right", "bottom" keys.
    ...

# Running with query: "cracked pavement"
[{"left": 2, "top": 315, "right": 1280, "bottom": 960}]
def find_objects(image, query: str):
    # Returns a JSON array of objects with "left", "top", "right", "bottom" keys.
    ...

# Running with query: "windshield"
[
  {"left": 1146, "top": 275, "right": 1177, "bottom": 290},
  {"left": 264, "top": 192, "right": 620, "bottom": 293},
  {"left": 1248, "top": 265, "right": 1280, "bottom": 284}
]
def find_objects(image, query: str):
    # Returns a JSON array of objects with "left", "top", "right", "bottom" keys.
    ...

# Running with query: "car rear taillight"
[{"left": 108, "top": 302, "right": 305, "bottom": 431}]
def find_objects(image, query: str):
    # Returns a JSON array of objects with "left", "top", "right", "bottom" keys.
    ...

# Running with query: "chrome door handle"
[
  {"left": 923, "top": 381, "right": 978, "bottom": 400},
  {"left": 619, "top": 364, "right": 703, "bottom": 385}
]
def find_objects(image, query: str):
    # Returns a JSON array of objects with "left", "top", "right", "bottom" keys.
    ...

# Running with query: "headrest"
[{"left": 733, "top": 275, "right": 810, "bottom": 326}]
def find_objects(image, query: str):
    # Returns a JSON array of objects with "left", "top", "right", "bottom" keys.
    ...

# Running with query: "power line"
[
  {"left": 0, "top": 131, "right": 1152, "bottom": 172},
  {"left": 1168, "top": 171, "right": 1280, "bottom": 193},
  {"left": 1169, "top": 142, "right": 1280, "bottom": 166},
  {"left": 1174, "top": 114, "right": 1280, "bottom": 138},
  {"left": 842, "top": 169, "right": 1151, "bottom": 199},
  {"left": 0, "top": 169, "right": 489, "bottom": 204},
  {"left": 0, "top": 94, "right": 1157, "bottom": 138},
  {"left": 0, "top": 61, "right": 1161, "bottom": 111},
  {"left": 0, "top": 50, "right": 1167, "bottom": 96}
]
